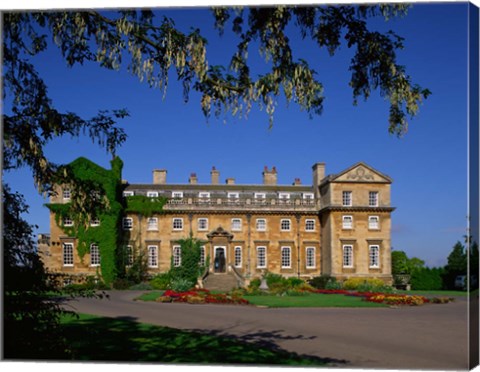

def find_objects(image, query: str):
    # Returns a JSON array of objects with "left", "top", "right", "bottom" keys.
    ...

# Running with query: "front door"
[{"left": 214, "top": 247, "right": 226, "bottom": 273}]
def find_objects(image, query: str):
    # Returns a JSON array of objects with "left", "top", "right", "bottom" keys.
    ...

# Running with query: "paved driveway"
[{"left": 65, "top": 291, "right": 470, "bottom": 370}]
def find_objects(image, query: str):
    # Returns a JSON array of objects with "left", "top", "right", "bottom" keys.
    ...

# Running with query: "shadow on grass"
[{"left": 60, "top": 314, "right": 348, "bottom": 366}]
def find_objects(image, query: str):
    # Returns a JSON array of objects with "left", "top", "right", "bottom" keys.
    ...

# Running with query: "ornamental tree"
[{"left": 3, "top": 6, "right": 430, "bottom": 207}]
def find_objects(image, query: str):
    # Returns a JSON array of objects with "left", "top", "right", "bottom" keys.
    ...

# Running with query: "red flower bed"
[
  {"left": 162, "top": 289, "right": 250, "bottom": 305},
  {"left": 310, "top": 289, "right": 430, "bottom": 306}
]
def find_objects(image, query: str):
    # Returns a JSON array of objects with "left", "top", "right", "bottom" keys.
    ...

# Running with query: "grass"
[
  {"left": 244, "top": 293, "right": 387, "bottom": 308},
  {"left": 135, "top": 291, "right": 164, "bottom": 301},
  {"left": 135, "top": 291, "right": 386, "bottom": 307},
  {"left": 60, "top": 313, "right": 330, "bottom": 365}
]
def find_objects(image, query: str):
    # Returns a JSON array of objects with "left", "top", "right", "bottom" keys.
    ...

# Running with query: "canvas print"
[{"left": 2, "top": 1, "right": 479, "bottom": 370}]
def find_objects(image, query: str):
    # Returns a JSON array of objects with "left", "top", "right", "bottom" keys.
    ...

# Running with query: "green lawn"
[
  {"left": 244, "top": 293, "right": 387, "bottom": 308},
  {"left": 60, "top": 313, "right": 329, "bottom": 365},
  {"left": 136, "top": 291, "right": 386, "bottom": 307}
]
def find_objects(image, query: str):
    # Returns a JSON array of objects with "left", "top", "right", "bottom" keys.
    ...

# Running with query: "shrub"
[
  {"left": 286, "top": 277, "right": 305, "bottom": 288},
  {"left": 308, "top": 275, "right": 337, "bottom": 289},
  {"left": 150, "top": 272, "right": 172, "bottom": 290},
  {"left": 343, "top": 277, "right": 387, "bottom": 291},
  {"left": 264, "top": 272, "right": 285, "bottom": 287},
  {"left": 410, "top": 267, "right": 444, "bottom": 290},
  {"left": 325, "top": 280, "right": 343, "bottom": 290},
  {"left": 170, "top": 278, "right": 193, "bottom": 292},
  {"left": 125, "top": 253, "right": 149, "bottom": 284},
  {"left": 112, "top": 278, "right": 133, "bottom": 290},
  {"left": 247, "top": 278, "right": 261, "bottom": 290}
]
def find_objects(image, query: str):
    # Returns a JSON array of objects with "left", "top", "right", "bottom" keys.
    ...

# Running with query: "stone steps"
[{"left": 204, "top": 273, "right": 238, "bottom": 292}]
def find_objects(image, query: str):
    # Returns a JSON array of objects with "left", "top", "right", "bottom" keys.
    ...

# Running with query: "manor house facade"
[{"left": 39, "top": 160, "right": 394, "bottom": 286}]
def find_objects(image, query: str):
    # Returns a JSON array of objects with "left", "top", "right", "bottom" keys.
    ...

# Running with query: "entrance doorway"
[{"left": 214, "top": 247, "right": 226, "bottom": 273}]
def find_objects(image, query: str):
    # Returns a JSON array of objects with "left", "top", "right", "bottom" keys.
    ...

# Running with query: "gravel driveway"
[{"left": 65, "top": 291, "right": 471, "bottom": 370}]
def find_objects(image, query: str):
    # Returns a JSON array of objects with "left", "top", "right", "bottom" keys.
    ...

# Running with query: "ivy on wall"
[
  {"left": 46, "top": 157, "right": 124, "bottom": 285},
  {"left": 125, "top": 195, "right": 167, "bottom": 216}
]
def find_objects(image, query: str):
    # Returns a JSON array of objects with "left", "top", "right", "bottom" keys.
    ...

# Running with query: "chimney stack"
[
  {"left": 189, "top": 173, "right": 198, "bottom": 184},
  {"left": 153, "top": 169, "right": 167, "bottom": 184},
  {"left": 226, "top": 178, "right": 235, "bottom": 185},
  {"left": 293, "top": 178, "right": 301, "bottom": 186},
  {"left": 312, "top": 163, "right": 326, "bottom": 187},
  {"left": 262, "top": 166, "right": 278, "bottom": 185},
  {"left": 211, "top": 166, "right": 219, "bottom": 185}
]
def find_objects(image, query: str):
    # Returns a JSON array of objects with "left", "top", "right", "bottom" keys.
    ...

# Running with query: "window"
[
  {"left": 123, "top": 217, "right": 133, "bottom": 230},
  {"left": 172, "top": 191, "right": 183, "bottom": 199},
  {"left": 256, "top": 218, "right": 267, "bottom": 231},
  {"left": 90, "top": 244, "right": 100, "bottom": 266},
  {"left": 234, "top": 246, "right": 242, "bottom": 267},
  {"left": 63, "top": 188, "right": 71, "bottom": 200},
  {"left": 147, "top": 217, "right": 158, "bottom": 231},
  {"left": 125, "top": 245, "right": 134, "bottom": 266},
  {"left": 198, "top": 192, "right": 210, "bottom": 202},
  {"left": 172, "top": 218, "right": 183, "bottom": 230},
  {"left": 280, "top": 219, "right": 291, "bottom": 231},
  {"left": 281, "top": 247, "right": 291, "bottom": 268},
  {"left": 278, "top": 192, "right": 290, "bottom": 203},
  {"left": 254, "top": 193, "right": 266, "bottom": 204},
  {"left": 305, "top": 219, "right": 316, "bottom": 231},
  {"left": 147, "top": 191, "right": 159, "bottom": 198},
  {"left": 257, "top": 246, "right": 267, "bottom": 268},
  {"left": 369, "top": 216, "right": 380, "bottom": 230},
  {"left": 369, "top": 191, "right": 379, "bottom": 207},
  {"left": 63, "top": 217, "right": 74, "bottom": 227},
  {"left": 148, "top": 245, "right": 158, "bottom": 268},
  {"left": 173, "top": 246, "right": 181, "bottom": 267},
  {"left": 342, "top": 191, "right": 352, "bottom": 206},
  {"left": 343, "top": 245, "right": 353, "bottom": 268},
  {"left": 228, "top": 192, "right": 240, "bottom": 200},
  {"left": 306, "top": 247, "right": 316, "bottom": 269},
  {"left": 90, "top": 218, "right": 100, "bottom": 227},
  {"left": 369, "top": 245, "right": 380, "bottom": 268},
  {"left": 303, "top": 192, "right": 314, "bottom": 200},
  {"left": 342, "top": 216, "right": 353, "bottom": 229},
  {"left": 123, "top": 191, "right": 134, "bottom": 197},
  {"left": 200, "top": 246, "right": 206, "bottom": 266},
  {"left": 231, "top": 218, "right": 242, "bottom": 231},
  {"left": 198, "top": 218, "right": 208, "bottom": 231},
  {"left": 63, "top": 243, "right": 74, "bottom": 266}
]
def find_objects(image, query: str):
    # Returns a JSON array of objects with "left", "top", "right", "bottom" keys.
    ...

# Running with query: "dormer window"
[
  {"left": 302, "top": 193, "right": 314, "bottom": 200},
  {"left": 123, "top": 191, "right": 134, "bottom": 197},
  {"left": 172, "top": 191, "right": 183, "bottom": 199},
  {"left": 147, "top": 191, "right": 159, "bottom": 198},
  {"left": 228, "top": 192, "right": 239, "bottom": 199}
]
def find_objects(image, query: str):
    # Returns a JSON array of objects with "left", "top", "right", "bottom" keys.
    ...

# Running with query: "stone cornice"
[{"left": 319, "top": 206, "right": 395, "bottom": 213}]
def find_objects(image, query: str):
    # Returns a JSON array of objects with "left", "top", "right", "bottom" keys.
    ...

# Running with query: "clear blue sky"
[{"left": 3, "top": 2, "right": 472, "bottom": 267}]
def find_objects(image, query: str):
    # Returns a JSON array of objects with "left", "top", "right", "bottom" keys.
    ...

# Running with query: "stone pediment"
[
  {"left": 206, "top": 226, "right": 234, "bottom": 242},
  {"left": 331, "top": 162, "right": 392, "bottom": 183}
]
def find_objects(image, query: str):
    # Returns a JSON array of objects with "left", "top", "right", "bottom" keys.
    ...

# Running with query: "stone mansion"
[{"left": 39, "top": 158, "right": 394, "bottom": 286}]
